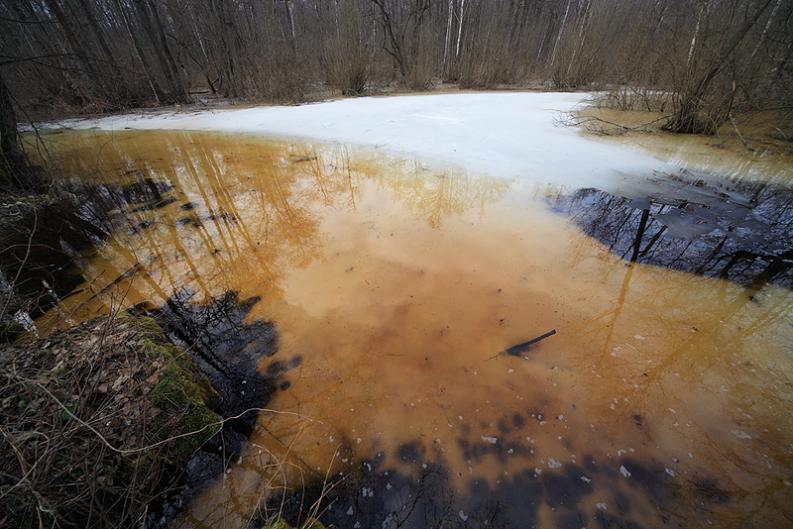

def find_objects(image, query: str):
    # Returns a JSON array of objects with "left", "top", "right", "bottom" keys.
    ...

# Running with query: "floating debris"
[{"left": 505, "top": 329, "right": 557, "bottom": 356}]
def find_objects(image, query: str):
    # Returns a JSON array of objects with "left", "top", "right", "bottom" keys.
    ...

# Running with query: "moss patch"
[
  {"left": 262, "top": 518, "right": 327, "bottom": 529},
  {"left": 137, "top": 317, "right": 221, "bottom": 460},
  {"left": 0, "top": 312, "right": 222, "bottom": 528}
]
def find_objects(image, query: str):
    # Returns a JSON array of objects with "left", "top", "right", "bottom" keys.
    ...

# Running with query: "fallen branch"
[
  {"left": 505, "top": 329, "right": 557, "bottom": 356},
  {"left": 487, "top": 329, "right": 558, "bottom": 361}
]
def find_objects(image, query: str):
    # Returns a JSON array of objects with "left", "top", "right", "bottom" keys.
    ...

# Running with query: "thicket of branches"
[{"left": 1, "top": 0, "right": 792, "bottom": 135}]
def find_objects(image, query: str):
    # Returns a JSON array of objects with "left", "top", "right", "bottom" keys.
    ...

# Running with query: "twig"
[
  {"left": 505, "top": 329, "right": 557, "bottom": 356},
  {"left": 487, "top": 329, "right": 558, "bottom": 360},
  {"left": 34, "top": 381, "right": 315, "bottom": 455},
  {"left": 729, "top": 114, "right": 752, "bottom": 151}
]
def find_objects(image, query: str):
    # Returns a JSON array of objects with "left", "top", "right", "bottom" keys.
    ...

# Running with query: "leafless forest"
[
  {"left": 2, "top": 0, "right": 792, "bottom": 133},
  {"left": 3, "top": 3, "right": 793, "bottom": 529}
]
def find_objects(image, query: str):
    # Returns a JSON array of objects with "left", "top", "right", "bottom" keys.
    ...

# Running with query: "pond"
[{"left": 36, "top": 122, "right": 793, "bottom": 529}]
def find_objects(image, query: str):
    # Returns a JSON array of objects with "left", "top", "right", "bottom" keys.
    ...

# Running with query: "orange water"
[{"left": 41, "top": 130, "right": 793, "bottom": 529}]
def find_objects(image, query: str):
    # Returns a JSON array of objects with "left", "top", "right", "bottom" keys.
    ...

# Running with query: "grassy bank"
[{"left": 0, "top": 312, "right": 221, "bottom": 528}]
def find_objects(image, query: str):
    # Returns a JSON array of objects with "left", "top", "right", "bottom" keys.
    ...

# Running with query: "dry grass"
[{"left": 0, "top": 312, "right": 221, "bottom": 529}]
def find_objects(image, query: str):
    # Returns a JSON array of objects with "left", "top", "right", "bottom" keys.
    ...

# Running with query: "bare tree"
[{"left": 0, "top": 0, "right": 788, "bottom": 137}]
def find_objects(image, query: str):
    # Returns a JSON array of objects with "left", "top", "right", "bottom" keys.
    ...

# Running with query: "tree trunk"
[
  {"left": 442, "top": 0, "right": 453, "bottom": 69},
  {"left": 0, "top": 72, "right": 36, "bottom": 191},
  {"left": 285, "top": 0, "right": 297, "bottom": 50},
  {"left": 667, "top": 0, "right": 775, "bottom": 134},
  {"left": 113, "top": 0, "right": 165, "bottom": 104},
  {"left": 77, "top": 0, "right": 124, "bottom": 85},
  {"left": 134, "top": 0, "right": 180, "bottom": 103},
  {"left": 42, "top": 0, "right": 110, "bottom": 100},
  {"left": 455, "top": 0, "right": 466, "bottom": 58},
  {"left": 146, "top": 0, "right": 189, "bottom": 102},
  {"left": 549, "top": 0, "right": 571, "bottom": 67}
]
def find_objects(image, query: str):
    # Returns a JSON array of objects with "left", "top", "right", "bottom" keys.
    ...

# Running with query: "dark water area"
[
  {"left": 133, "top": 291, "right": 297, "bottom": 528},
  {"left": 0, "top": 177, "right": 186, "bottom": 340},
  {"left": 550, "top": 171, "right": 793, "bottom": 290},
  {"left": 271, "top": 430, "right": 729, "bottom": 529},
  {"left": 0, "top": 200, "right": 102, "bottom": 339}
]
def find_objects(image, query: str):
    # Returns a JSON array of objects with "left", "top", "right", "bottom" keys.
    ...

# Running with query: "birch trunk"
[
  {"left": 549, "top": 0, "right": 571, "bottom": 67},
  {"left": 455, "top": 0, "right": 466, "bottom": 58},
  {"left": 443, "top": 0, "right": 453, "bottom": 68}
]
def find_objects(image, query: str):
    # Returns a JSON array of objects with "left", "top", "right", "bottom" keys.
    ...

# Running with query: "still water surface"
[{"left": 41, "top": 130, "right": 793, "bottom": 529}]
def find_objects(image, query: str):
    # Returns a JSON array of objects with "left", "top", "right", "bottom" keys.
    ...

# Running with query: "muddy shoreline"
[{"left": 1, "top": 183, "right": 290, "bottom": 528}]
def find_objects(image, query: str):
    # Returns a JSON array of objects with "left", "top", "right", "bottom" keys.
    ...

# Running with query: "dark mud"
[{"left": 550, "top": 170, "right": 793, "bottom": 289}]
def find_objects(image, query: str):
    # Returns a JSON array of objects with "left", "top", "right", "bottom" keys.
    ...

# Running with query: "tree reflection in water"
[
  {"left": 34, "top": 132, "right": 793, "bottom": 529},
  {"left": 550, "top": 171, "right": 793, "bottom": 290}
]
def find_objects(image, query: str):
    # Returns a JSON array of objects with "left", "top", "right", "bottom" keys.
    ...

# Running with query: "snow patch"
[{"left": 41, "top": 92, "right": 669, "bottom": 189}]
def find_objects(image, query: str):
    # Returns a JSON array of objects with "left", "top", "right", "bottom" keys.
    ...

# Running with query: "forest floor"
[{"left": 0, "top": 312, "right": 221, "bottom": 528}]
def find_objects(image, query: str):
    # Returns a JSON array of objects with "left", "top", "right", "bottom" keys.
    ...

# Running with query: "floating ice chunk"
[
  {"left": 347, "top": 506, "right": 354, "bottom": 516},
  {"left": 459, "top": 510, "right": 468, "bottom": 521}
]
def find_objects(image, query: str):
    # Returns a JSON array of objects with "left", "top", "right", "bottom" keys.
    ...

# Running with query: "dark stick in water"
[{"left": 505, "top": 329, "right": 557, "bottom": 356}]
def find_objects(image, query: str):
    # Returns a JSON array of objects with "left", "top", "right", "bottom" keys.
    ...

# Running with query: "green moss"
[
  {"left": 128, "top": 314, "right": 222, "bottom": 462},
  {"left": 261, "top": 518, "right": 327, "bottom": 529},
  {"left": 150, "top": 360, "right": 221, "bottom": 458},
  {"left": 262, "top": 519, "right": 294, "bottom": 529}
]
